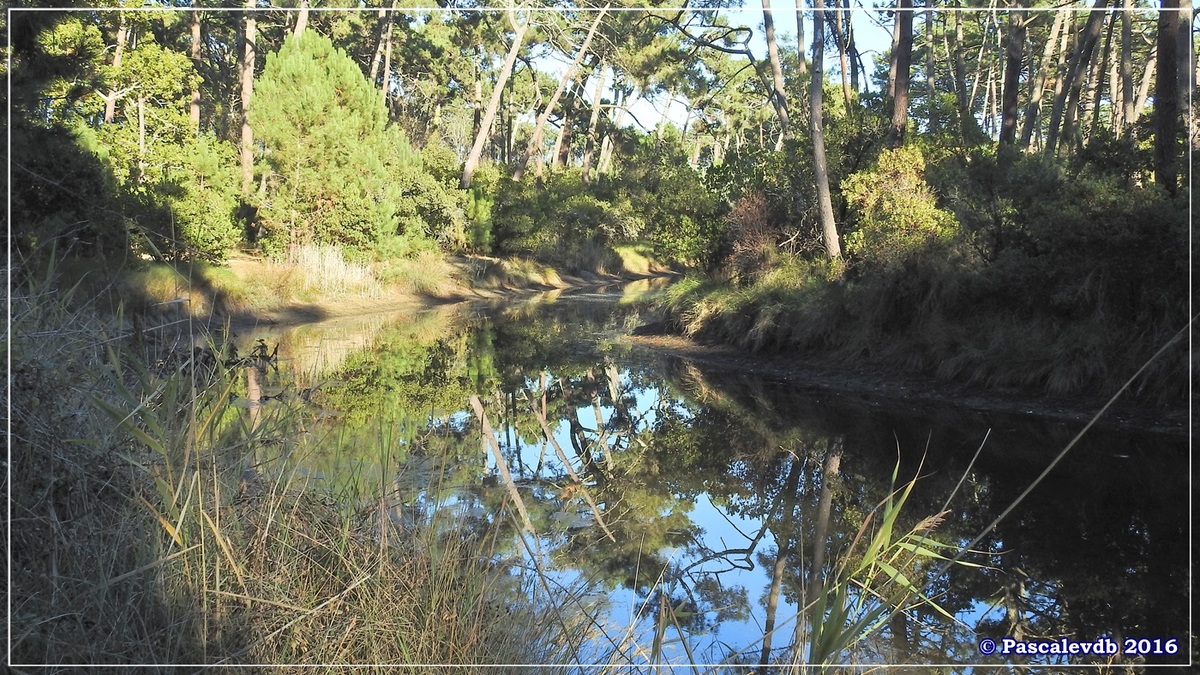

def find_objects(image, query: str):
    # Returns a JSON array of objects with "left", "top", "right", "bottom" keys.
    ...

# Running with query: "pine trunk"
[
  {"left": 581, "top": 62, "right": 607, "bottom": 183},
  {"left": 1045, "top": 0, "right": 1110, "bottom": 157},
  {"left": 293, "top": 0, "right": 309, "bottom": 39},
  {"left": 999, "top": 4, "right": 1026, "bottom": 145},
  {"left": 190, "top": 3, "right": 202, "bottom": 132},
  {"left": 1118, "top": 0, "right": 1134, "bottom": 135},
  {"left": 811, "top": 0, "right": 841, "bottom": 261},
  {"left": 514, "top": 6, "right": 608, "bottom": 181},
  {"left": 887, "top": 0, "right": 913, "bottom": 147},
  {"left": 104, "top": 14, "right": 129, "bottom": 124},
  {"left": 762, "top": 0, "right": 792, "bottom": 139},
  {"left": 1153, "top": 0, "right": 1182, "bottom": 194},
  {"left": 1020, "top": 9, "right": 1067, "bottom": 149},
  {"left": 461, "top": 11, "right": 530, "bottom": 189},
  {"left": 240, "top": 0, "right": 256, "bottom": 197}
]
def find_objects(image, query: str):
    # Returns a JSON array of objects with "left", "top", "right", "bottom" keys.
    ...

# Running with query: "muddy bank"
[{"left": 626, "top": 333, "right": 1188, "bottom": 437}]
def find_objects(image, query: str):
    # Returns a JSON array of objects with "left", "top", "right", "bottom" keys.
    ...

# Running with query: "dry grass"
[{"left": 286, "top": 245, "right": 383, "bottom": 299}]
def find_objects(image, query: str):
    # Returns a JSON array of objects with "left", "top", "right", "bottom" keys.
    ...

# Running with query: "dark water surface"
[{"left": 237, "top": 282, "right": 1190, "bottom": 670}]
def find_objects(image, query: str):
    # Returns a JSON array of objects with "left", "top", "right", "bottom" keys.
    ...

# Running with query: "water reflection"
[{"left": 229, "top": 287, "right": 1189, "bottom": 669}]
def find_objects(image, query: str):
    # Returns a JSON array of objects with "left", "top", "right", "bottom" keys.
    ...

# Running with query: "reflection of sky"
[{"left": 272, "top": 290, "right": 1188, "bottom": 668}]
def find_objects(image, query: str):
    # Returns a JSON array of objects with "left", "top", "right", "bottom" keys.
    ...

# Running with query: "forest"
[
  {"left": 7, "top": 0, "right": 1196, "bottom": 670},
  {"left": 9, "top": 0, "right": 1194, "bottom": 401}
]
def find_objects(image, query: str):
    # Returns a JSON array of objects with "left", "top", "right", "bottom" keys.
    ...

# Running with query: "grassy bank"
[
  {"left": 657, "top": 251, "right": 1188, "bottom": 407},
  {"left": 74, "top": 243, "right": 674, "bottom": 329}
]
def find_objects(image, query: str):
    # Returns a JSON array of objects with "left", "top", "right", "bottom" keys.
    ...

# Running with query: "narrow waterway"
[{"left": 233, "top": 281, "right": 1189, "bottom": 670}]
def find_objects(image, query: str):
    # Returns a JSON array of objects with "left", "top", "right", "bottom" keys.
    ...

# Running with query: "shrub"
[{"left": 842, "top": 146, "right": 958, "bottom": 270}]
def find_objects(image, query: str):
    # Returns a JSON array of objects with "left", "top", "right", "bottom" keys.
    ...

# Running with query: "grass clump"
[{"left": 286, "top": 244, "right": 383, "bottom": 299}]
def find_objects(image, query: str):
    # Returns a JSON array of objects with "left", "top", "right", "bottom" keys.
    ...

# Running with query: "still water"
[{"left": 234, "top": 282, "right": 1189, "bottom": 670}]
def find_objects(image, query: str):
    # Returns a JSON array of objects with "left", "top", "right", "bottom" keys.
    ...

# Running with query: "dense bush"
[
  {"left": 488, "top": 133, "right": 725, "bottom": 270},
  {"left": 842, "top": 146, "right": 958, "bottom": 270}
]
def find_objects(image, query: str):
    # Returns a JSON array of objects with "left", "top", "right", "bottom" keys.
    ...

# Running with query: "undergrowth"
[{"left": 660, "top": 244, "right": 1188, "bottom": 405}]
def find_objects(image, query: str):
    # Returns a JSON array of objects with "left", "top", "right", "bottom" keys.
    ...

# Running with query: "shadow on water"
[{"left": 215, "top": 282, "right": 1188, "bottom": 669}]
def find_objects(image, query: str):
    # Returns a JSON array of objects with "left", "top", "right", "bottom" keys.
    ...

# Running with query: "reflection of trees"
[{"left": 259, "top": 291, "right": 1187, "bottom": 667}]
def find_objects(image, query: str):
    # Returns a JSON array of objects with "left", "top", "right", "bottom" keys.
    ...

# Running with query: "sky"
[{"left": 620, "top": 3, "right": 895, "bottom": 131}]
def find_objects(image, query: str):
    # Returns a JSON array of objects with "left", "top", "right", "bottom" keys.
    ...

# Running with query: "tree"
[
  {"left": 761, "top": 0, "right": 792, "bottom": 143},
  {"left": 514, "top": 5, "right": 609, "bottom": 182},
  {"left": 887, "top": 0, "right": 914, "bottom": 147},
  {"left": 1153, "top": 0, "right": 1183, "bottom": 194},
  {"left": 1044, "top": 0, "right": 1109, "bottom": 157},
  {"left": 462, "top": 9, "right": 530, "bottom": 188},
  {"left": 240, "top": 0, "right": 257, "bottom": 197},
  {"left": 999, "top": 2, "right": 1027, "bottom": 146},
  {"left": 251, "top": 31, "right": 453, "bottom": 252},
  {"left": 811, "top": 0, "right": 841, "bottom": 261}
]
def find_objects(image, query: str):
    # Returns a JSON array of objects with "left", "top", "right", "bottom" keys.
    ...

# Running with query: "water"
[{"left": 233, "top": 282, "right": 1190, "bottom": 669}]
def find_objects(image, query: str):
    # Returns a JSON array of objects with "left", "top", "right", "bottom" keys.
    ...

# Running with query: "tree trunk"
[
  {"left": 794, "top": 0, "right": 809, "bottom": 108},
  {"left": 968, "top": 10, "right": 993, "bottom": 116},
  {"left": 461, "top": 11, "right": 530, "bottom": 189},
  {"left": 1044, "top": 0, "right": 1109, "bottom": 157},
  {"left": 293, "top": 0, "right": 309, "bottom": 39},
  {"left": 104, "top": 13, "right": 129, "bottom": 124},
  {"left": 582, "top": 62, "right": 606, "bottom": 183},
  {"left": 1087, "top": 10, "right": 1117, "bottom": 140},
  {"left": 762, "top": 0, "right": 792, "bottom": 140},
  {"left": 811, "top": 0, "right": 841, "bottom": 261},
  {"left": 190, "top": 3, "right": 202, "bottom": 133},
  {"left": 552, "top": 86, "right": 577, "bottom": 168},
  {"left": 514, "top": 5, "right": 608, "bottom": 182},
  {"left": 847, "top": 0, "right": 859, "bottom": 94},
  {"left": 1117, "top": 0, "right": 1134, "bottom": 136},
  {"left": 1154, "top": 0, "right": 1182, "bottom": 194},
  {"left": 887, "top": 0, "right": 913, "bottom": 147},
  {"left": 999, "top": 3, "right": 1026, "bottom": 145},
  {"left": 795, "top": 441, "right": 842, "bottom": 660},
  {"left": 828, "top": 6, "right": 853, "bottom": 109},
  {"left": 925, "top": 3, "right": 936, "bottom": 130},
  {"left": 137, "top": 94, "right": 146, "bottom": 182},
  {"left": 951, "top": 2, "right": 972, "bottom": 139},
  {"left": 1131, "top": 43, "right": 1157, "bottom": 125},
  {"left": 368, "top": 7, "right": 387, "bottom": 83},
  {"left": 758, "top": 459, "right": 802, "bottom": 671},
  {"left": 380, "top": 7, "right": 395, "bottom": 99},
  {"left": 1020, "top": 9, "right": 1068, "bottom": 149},
  {"left": 240, "top": 0, "right": 256, "bottom": 198},
  {"left": 888, "top": 4, "right": 902, "bottom": 99}
]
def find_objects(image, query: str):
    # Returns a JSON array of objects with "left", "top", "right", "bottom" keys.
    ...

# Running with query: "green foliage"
[
  {"left": 252, "top": 32, "right": 464, "bottom": 256},
  {"left": 166, "top": 136, "right": 242, "bottom": 262},
  {"left": 842, "top": 146, "right": 958, "bottom": 270},
  {"left": 491, "top": 135, "right": 724, "bottom": 270}
]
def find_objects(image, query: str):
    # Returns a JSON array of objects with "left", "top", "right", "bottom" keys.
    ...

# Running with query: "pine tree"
[{"left": 251, "top": 31, "right": 432, "bottom": 253}]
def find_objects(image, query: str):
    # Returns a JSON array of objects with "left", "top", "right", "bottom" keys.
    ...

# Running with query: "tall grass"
[
  {"left": 659, "top": 253, "right": 1188, "bottom": 405},
  {"left": 287, "top": 244, "right": 383, "bottom": 299}
]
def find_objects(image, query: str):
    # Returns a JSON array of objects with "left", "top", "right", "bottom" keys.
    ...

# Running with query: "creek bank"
[
  {"left": 626, "top": 333, "right": 1187, "bottom": 437},
  {"left": 216, "top": 253, "right": 679, "bottom": 331}
]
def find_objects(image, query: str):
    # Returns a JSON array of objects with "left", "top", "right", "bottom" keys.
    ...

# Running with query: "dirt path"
[{"left": 626, "top": 334, "right": 1188, "bottom": 437}]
